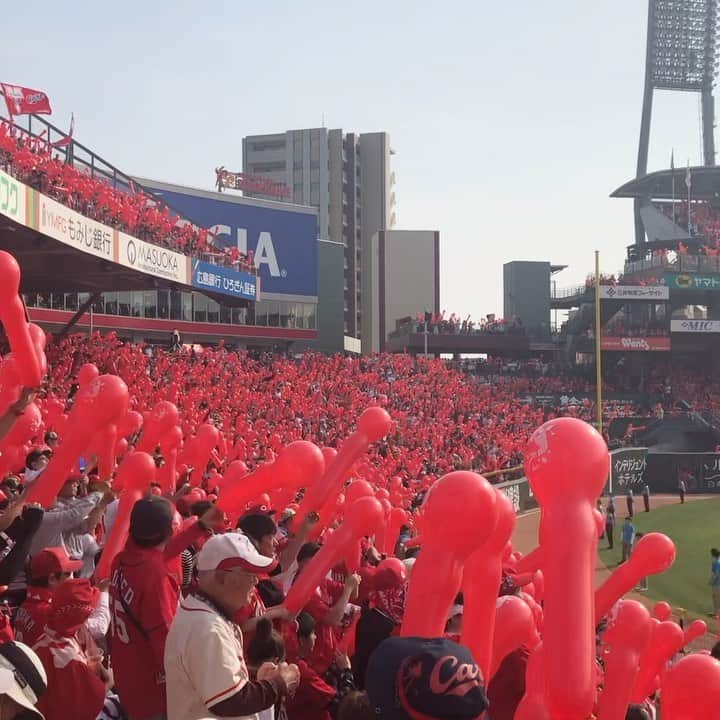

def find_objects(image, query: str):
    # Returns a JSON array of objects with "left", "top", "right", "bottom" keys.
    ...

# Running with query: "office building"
[
  {"left": 362, "top": 230, "right": 440, "bottom": 354},
  {"left": 242, "top": 128, "right": 396, "bottom": 339}
]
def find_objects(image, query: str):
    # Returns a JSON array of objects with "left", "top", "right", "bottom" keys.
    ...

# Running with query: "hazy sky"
[{"left": 2, "top": 1, "right": 710, "bottom": 317}]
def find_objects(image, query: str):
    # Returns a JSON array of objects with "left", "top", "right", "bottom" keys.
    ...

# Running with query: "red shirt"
[
  {"left": 109, "top": 540, "right": 180, "bottom": 720},
  {"left": 305, "top": 578, "right": 344, "bottom": 675},
  {"left": 34, "top": 630, "right": 106, "bottom": 720},
  {"left": 486, "top": 646, "right": 530, "bottom": 720},
  {"left": 285, "top": 658, "right": 334, "bottom": 720},
  {"left": 15, "top": 587, "right": 53, "bottom": 648}
]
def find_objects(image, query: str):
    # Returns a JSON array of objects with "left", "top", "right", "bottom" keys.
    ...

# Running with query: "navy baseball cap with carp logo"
[{"left": 365, "top": 636, "right": 489, "bottom": 719}]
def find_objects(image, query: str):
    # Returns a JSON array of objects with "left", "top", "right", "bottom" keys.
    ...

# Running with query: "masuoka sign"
[{"left": 118, "top": 233, "right": 188, "bottom": 283}]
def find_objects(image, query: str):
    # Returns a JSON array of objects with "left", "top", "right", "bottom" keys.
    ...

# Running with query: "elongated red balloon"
[
  {"left": 631, "top": 620, "right": 684, "bottom": 703},
  {"left": 661, "top": 654, "right": 720, "bottom": 720},
  {"left": 0, "top": 403, "right": 41, "bottom": 476},
  {"left": 514, "top": 644, "right": 551, "bottom": 720},
  {"left": 401, "top": 471, "right": 497, "bottom": 638},
  {"left": 597, "top": 600, "right": 652, "bottom": 720},
  {"left": 284, "top": 496, "right": 384, "bottom": 614},
  {"left": 524, "top": 418, "right": 609, "bottom": 720},
  {"left": 95, "top": 451, "right": 156, "bottom": 580},
  {"left": 682, "top": 619, "right": 707, "bottom": 648},
  {"left": 653, "top": 601, "right": 672, "bottom": 621},
  {"left": 91, "top": 424, "right": 118, "bottom": 481},
  {"left": 26, "top": 375, "right": 129, "bottom": 507},
  {"left": 293, "top": 407, "right": 392, "bottom": 528},
  {"left": 383, "top": 507, "right": 408, "bottom": 555},
  {"left": 136, "top": 401, "right": 179, "bottom": 453},
  {"left": 462, "top": 490, "right": 516, "bottom": 680},
  {"left": 0, "top": 354, "right": 22, "bottom": 418},
  {"left": 595, "top": 533, "right": 676, "bottom": 621},
  {"left": 216, "top": 442, "right": 324, "bottom": 517},
  {"left": 489, "top": 594, "right": 538, "bottom": 681},
  {"left": 0, "top": 251, "right": 43, "bottom": 388},
  {"left": 157, "top": 425, "right": 183, "bottom": 493}
]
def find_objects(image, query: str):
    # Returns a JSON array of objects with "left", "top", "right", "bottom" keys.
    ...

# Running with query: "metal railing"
[{"left": 0, "top": 89, "right": 255, "bottom": 275}]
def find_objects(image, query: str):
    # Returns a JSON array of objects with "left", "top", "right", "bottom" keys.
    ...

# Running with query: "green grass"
[{"left": 598, "top": 498, "right": 720, "bottom": 630}]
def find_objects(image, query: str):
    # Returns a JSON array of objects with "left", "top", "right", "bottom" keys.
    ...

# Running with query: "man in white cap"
[
  {"left": 164, "top": 533, "right": 300, "bottom": 720},
  {"left": 0, "top": 641, "right": 48, "bottom": 719}
]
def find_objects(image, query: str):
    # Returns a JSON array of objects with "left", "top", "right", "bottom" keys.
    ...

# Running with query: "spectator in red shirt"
[
  {"left": 109, "top": 497, "right": 180, "bottom": 720},
  {"left": 33, "top": 579, "right": 112, "bottom": 720},
  {"left": 295, "top": 543, "right": 361, "bottom": 675},
  {"left": 14, "top": 547, "right": 82, "bottom": 647},
  {"left": 285, "top": 612, "right": 355, "bottom": 720}
]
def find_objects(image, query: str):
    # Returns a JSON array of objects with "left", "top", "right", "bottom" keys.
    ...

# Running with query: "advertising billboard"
[
  {"left": 147, "top": 185, "right": 318, "bottom": 297},
  {"left": 600, "top": 336, "right": 671, "bottom": 352},
  {"left": 37, "top": 194, "right": 114, "bottom": 261},
  {"left": 671, "top": 319, "right": 720, "bottom": 333},
  {"left": 599, "top": 285, "right": 669, "bottom": 301},
  {"left": 118, "top": 233, "right": 189, "bottom": 283},
  {"left": 665, "top": 273, "right": 720, "bottom": 291},
  {"left": 0, "top": 169, "right": 25, "bottom": 225},
  {"left": 191, "top": 260, "right": 258, "bottom": 302}
]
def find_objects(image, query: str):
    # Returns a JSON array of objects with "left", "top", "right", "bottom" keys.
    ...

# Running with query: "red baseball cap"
[{"left": 30, "top": 547, "right": 83, "bottom": 579}]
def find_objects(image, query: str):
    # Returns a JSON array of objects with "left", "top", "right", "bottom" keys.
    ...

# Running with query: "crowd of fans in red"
[
  {"left": 0, "top": 122, "right": 253, "bottom": 272},
  {"left": 0, "top": 330, "right": 718, "bottom": 719}
]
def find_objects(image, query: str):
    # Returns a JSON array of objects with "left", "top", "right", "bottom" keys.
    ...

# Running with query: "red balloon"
[
  {"left": 216, "top": 442, "right": 324, "bottom": 518},
  {"left": 117, "top": 410, "right": 143, "bottom": 439},
  {"left": 90, "top": 423, "right": 118, "bottom": 481},
  {"left": 26, "top": 375, "right": 129, "bottom": 507},
  {"left": 95, "top": 451, "right": 156, "bottom": 580},
  {"left": 0, "top": 354, "right": 23, "bottom": 417},
  {"left": 401, "top": 471, "right": 497, "bottom": 638},
  {"left": 683, "top": 619, "right": 707, "bottom": 647},
  {"left": 0, "top": 402, "right": 42, "bottom": 476},
  {"left": 514, "top": 645, "right": 551, "bottom": 720},
  {"left": 524, "top": 418, "right": 609, "bottom": 720},
  {"left": 383, "top": 507, "right": 408, "bottom": 555},
  {"left": 489, "top": 594, "right": 538, "bottom": 681},
  {"left": 0, "top": 251, "right": 44, "bottom": 388},
  {"left": 661, "top": 654, "right": 720, "bottom": 720},
  {"left": 136, "top": 401, "right": 179, "bottom": 454},
  {"left": 597, "top": 600, "right": 652, "bottom": 720},
  {"left": 462, "top": 490, "right": 516, "bottom": 680},
  {"left": 157, "top": 425, "right": 183, "bottom": 493},
  {"left": 293, "top": 407, "right": 392, "bottom": 530},
  {"left": 27, "top": 324, "right": 47, "bottom": 378},
  {"left": 595, "top": 533, "right": 676, "bottom": 620},
  {"left": 284, "top": 496, "right": 384, "bottom": 614},
  {"left": 631, "top": 620, "right": 685, "bottom": 703},
  {"left": 77, "top": 363, "right": 99, "bottom": 387},
  {"left": 653, "top": 601, "right": 673, "bottom": 621}
]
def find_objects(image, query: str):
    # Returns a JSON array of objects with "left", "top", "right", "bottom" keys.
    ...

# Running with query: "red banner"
[
  {"left": 1, "top": 83, "right": 52, "bottom": 116},
  {"left": 600, "top": 336, "right": 671, "bottom": 352}
]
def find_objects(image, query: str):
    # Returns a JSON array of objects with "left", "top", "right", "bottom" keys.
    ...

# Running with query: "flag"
[
  {"left": 51, "top": 113, "right": 74, "bottom": 148},
  {"left": 685, "top": 161, "right": 692, "bottom": 189},
  {"left": 0, "top": 83, "right": 52, "bottom": 116}
]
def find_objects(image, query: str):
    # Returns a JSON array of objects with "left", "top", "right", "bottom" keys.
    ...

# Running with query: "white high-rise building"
[{"left": 242, "top": 128, "right": 396, "bottom": 339}]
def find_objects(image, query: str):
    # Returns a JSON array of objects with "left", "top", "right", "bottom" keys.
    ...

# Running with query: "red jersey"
[
  {"left": 109, "top": 540, "right": 180, "bottom": 720},
  {"left": 285, "top": 658, "right": 334, "bottom": 720},
  {"left": 34, "top": 629, "right": 106, "bottom": 720},
  {"left": 305, "top": 578, "right": 345, "bottom": 675},
  {"left": 14, "top": 587, "right": 53, "bottom": 648}
]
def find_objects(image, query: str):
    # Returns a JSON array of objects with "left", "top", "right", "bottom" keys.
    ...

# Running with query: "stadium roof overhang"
[
  {"left": 0, "top": 217, "right": 251, "bottom": 307},
  {"left": 611, "top": 166, "right": 720, "bottom": 202}
]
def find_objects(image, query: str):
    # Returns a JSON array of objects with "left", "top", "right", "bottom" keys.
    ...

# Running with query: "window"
[
  {"left": 104, "top": 292, "right": 118, "bottom": 315},
  {"left": 170, "top": 291, "right": 183, "bottom": 321},
  {"left": 219, "top": 304, "right": 232, "bottom": 324},
  {"left": 131, "top": 292, "right": 143, "bottom": 318},
  {"left": 118, "top": 292, "right": 131, "bottom": 317},
  {"left": 306, "top": 304, "right": 317, "bottom": 329},
  {"left": 157, "top": 290, "right": 170, "bottom": 319},
  {"left": 268, "top": 302, "right": 280, "bottom": 327},
  {"left": 65, "top": 293, "right": 79, "bottom": 312},
  {"left": 280, "top": 302, "right": 291, "bottom": 328},
  {"left": 295, "top": 304, "right": 305, "bottom": 329},
  {"left": 252, "top": 140, "right": 285, "bottom": 152},
  {"left": 207, "top": 299, "right": 220, "bottom": 324},
  {"left": 193, "top": 294, "right": 207, "bottom": 323},
  {"left": 255, "top": 302, "right": 268, "bottom": 327},
  {"left": 143, "top": 291, "right": 157, "bottom": 319},
  {"left": 50, "top": 293, "right": 64, "bottom": 310}
]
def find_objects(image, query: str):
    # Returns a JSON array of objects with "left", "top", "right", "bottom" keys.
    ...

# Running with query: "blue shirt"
[
  {"left": 712, "top": 558, "right": 720, "bottom": 586},
  {"left": 621, "top": 523, "right": 635, "bottom": 544}
]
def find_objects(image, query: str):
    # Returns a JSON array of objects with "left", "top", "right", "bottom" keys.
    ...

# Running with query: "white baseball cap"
[
  {"left": 0, "top": 641, "right": 47, "bottom": 719},
  {"left": 196, "top": 532, "right": 278, "bottom": 575}
]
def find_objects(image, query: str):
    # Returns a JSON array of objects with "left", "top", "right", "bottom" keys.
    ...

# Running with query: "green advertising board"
[{"left": 665, "top": 272, "right": 720, "bottom": 291}]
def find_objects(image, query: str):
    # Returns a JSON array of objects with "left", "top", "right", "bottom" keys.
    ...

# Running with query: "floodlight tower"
[{"left": 635, "top": 0, "right": 720, "bottom": 243}]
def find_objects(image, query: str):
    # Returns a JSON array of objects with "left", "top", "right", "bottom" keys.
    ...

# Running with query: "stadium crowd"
[{"left": 0, "top": 122, "right": 252, "bottom": 272}]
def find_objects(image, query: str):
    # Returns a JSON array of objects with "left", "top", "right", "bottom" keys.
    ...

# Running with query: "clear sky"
[{"left": 2, "top": 1, "right": 711, "bottom": 318}]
